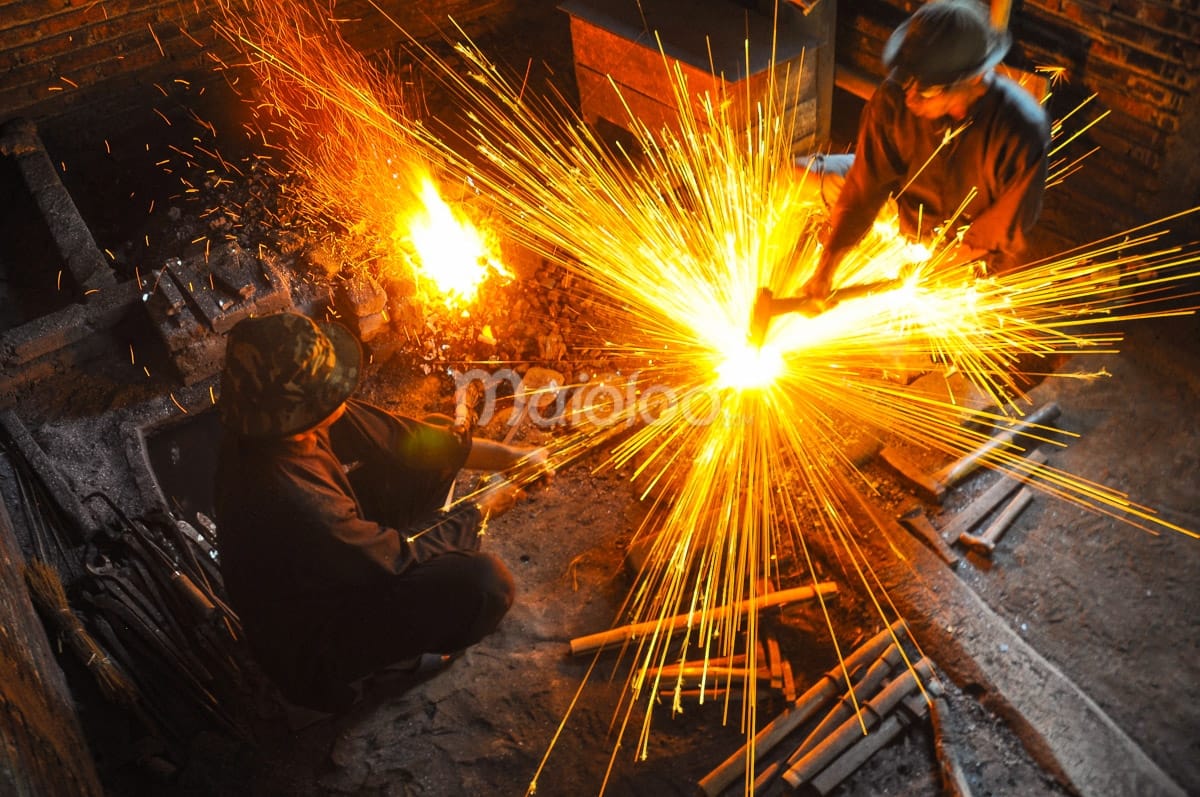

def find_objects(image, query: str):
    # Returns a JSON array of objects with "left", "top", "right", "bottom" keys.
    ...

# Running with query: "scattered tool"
[
  {"left": 939, "top": 449, "right": 1048, "bottom": 543},
  {"left": 779, "top": 642, "right": 906, "bottom": 771},
  {"left": 83, "top": 493, "right": 235, "bottom": 626},
  {"left": 781, "top": 658, "right": 934, "bottom": 790},
  {"left": 650, "top": 662, "right": 769, "bottom": 684},
  {"left": 569, "top": 582, "right": 838, "bottom": 656},
  {"left": 765, "top": 630, "right": 784, "bottom": 692},
  {"left": 959, "top": 485, "right": 1035, "bottom": 556},
  {"left": 85, "top": 553, "right": 172, "bottom": 631},
  {"left": 880, "top": 401, "right": 1060, "bottom": 502},
  {"left": 748, "top": 280, "right": 900, "bottom": 347},
  {"left": 807, "top": 691, "right": 931, "bottom": 796},
  {"left": 699, "top": 620, "right": 906, "bottom": 796},
  {"left": 898, "top": 506, "right": 960, "bottom": 567}
]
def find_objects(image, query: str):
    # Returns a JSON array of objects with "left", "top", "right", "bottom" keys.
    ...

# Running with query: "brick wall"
[
  {"left": 0, "top": 1, "right": 211, "bottom": 120},
  {"left": 836, "top": 0, "right": 1200, "bottom": 248},
  {"left": 0, "top": 1, "right": 522, "bottom": 125}
]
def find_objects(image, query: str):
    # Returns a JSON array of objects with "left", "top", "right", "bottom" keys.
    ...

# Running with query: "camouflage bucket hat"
[
  {"left": 218, "top": 312, "right": 362, "bottom": 438},
  {"left": 883, "top": 0, "right": 1011, "bottom": 88}
]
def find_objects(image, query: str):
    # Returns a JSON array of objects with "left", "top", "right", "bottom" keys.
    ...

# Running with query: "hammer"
[{"left": 748, "top": 280, "right": 900, "bottom": 347}]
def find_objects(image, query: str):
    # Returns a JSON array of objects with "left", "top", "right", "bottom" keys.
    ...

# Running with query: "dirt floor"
[
  {"left": 197, "top": 314, "right": 1197, "bottom": 797},
  {"left": 3, "top": 3, "right": 1198, "bottom": 796}
]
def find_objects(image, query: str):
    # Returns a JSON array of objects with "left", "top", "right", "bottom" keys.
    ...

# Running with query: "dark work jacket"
[
  {"left": 214, "top": 399, "right": 479, "bottom": 699},
  {"left": 827, "top": 73, "right": 1051, "bottom": 272}
]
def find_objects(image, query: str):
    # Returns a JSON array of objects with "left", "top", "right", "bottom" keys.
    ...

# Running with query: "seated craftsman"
[{"left": 214, "top": 311, "right": 549, "bottom": 712}]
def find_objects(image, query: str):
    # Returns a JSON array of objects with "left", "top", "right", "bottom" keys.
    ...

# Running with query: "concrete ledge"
[
  {"left": 120, "top": 380, "right": 220, "bottom": 517},
  {"left": 837, "top": 482, "right": 1186, "bottom": 797},
  {"left": 0, "top": 117, "right": 116, "bottom": 296},
  {"left": 0, "top": 280, "right": 140, "bottom": 367},
  {"left": 0, "top": 410, "right": 97, "bottom": 541}
]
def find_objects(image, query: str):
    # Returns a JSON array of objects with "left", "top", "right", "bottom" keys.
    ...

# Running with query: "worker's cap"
[
  {"left": 882, "top": 0, "right": 1011, "bottom": 89},
  {"left": 218, "top": 312, "right": 361, "bottom": 438}
]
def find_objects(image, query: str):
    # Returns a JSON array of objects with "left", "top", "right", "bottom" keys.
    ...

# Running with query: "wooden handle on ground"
[{"left": 569, "top": 582, "right": 837, "bottom": 656}]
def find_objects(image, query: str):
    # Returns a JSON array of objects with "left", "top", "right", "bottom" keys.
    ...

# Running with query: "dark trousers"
[
  {"left": 302, "top": 441, "right": 516, "bottom": 711},
  {"left": 325, "top": 550, "right": 515, "bottom": 686}
]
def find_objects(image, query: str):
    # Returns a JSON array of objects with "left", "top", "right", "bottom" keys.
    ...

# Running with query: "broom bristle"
[
  {"left": 24, "top": 558, "right": 68, "bottom": 606},
  {"left": 23, "top": 559, "right": 141, "bottom": 707}
]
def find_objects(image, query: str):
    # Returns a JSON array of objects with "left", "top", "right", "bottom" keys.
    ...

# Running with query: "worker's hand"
[
  {"left": 519, "top": 446, "right": 556, "bottom": 484},
  {"left": 938, "top": 240, "right": 990, "bottom": 274},
  {"left": 475, "top": 476, "right": 526, "bottom": 518},
  {"left": 800, "top": 270, "right": 833, "bottom": 303},
  {"left": 801, "top": 247, "right": 845, "bottom": 303}
]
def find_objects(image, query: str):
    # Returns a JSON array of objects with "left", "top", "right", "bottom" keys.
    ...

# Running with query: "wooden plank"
[{"left": 566, "top": 1, "right": 819, "bottom": 143}]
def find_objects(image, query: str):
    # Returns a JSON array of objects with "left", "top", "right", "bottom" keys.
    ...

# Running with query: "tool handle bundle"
[{"left": 77, "top": 491, "right": 252, "bottom": 749}]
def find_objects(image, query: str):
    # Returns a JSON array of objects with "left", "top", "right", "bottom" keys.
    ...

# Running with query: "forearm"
[
  {"left": 815, "top": 244, "right": 852, "bottom": 283},
  {"left": 799, "top": 244, "right": 853, "bottom": 300},
  {"left": 464, "top": 438, "right": 528, "bottom": 471},
  {"left": 388, "top": 503, "right": 485, "bottom": 572}
]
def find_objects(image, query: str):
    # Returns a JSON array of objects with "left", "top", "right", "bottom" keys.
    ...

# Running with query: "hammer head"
[{"left": 748, "top": 287, "right": 776, "bottom": 348}]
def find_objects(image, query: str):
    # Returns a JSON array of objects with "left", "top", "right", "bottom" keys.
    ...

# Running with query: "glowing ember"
[{"left": 715, "top": 340, "right": 785, "bottom": 389}]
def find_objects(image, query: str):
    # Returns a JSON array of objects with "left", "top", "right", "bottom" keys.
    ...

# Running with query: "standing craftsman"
[
  {"left": 214, "top": 311, "right": 550, "bottom": 712},
  {"left": 799, "top": 0, "right": 1051, "bottom": 301}
]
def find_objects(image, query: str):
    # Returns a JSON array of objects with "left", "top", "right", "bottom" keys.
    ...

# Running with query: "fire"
[
  {"left": 403, "top": 175, "right": 507, "bottom": 305},
  {"left": 212, "top": 0, "right": 510, "bottom": 311}
]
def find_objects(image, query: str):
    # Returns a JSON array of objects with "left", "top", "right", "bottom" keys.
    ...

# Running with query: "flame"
[
  {"left": 212, "top": 0, "right": 510, "bottom": 311},
  {"left": 403, "top": 175, "right": 506, "bottom": 305}
]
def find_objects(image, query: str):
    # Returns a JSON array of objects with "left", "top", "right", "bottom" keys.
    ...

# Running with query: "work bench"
[{"left": 559, "top": 0, "right": 835, "bottom": 151}]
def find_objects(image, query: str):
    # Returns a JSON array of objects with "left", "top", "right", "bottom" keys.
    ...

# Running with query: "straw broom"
[{"left": 23, "top": 558, "right": 140, "bottom": 709}]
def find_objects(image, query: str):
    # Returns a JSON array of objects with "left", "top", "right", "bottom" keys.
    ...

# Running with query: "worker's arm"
[
  {"left": 290, "top": 470, "right": 486, "bottom": 576},
  {"left": 466, "top": 438, "right": 551, "bottom": 477},
  {"left": 802, "top": 85, "right": 905, "bottom": 300},
  {"left": 801, "top": 244, "right": 855, "bottom": 301},
  {"left": 961, "top": 78, "right": 1051, "bottom": 274},
  {"left": 316, "top": 475, "right": 528, "bottom": 574},
  {"left": 348, "top": 400, "right": 550, "bottom": 481}
]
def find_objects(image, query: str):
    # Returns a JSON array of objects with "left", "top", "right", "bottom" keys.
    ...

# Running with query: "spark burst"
[
  {"left": 213, "top": 0, "right": 507, "bottom": 306},
  {"left": 215, "top": 1, "right": 1199, "bottom": 793}
]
